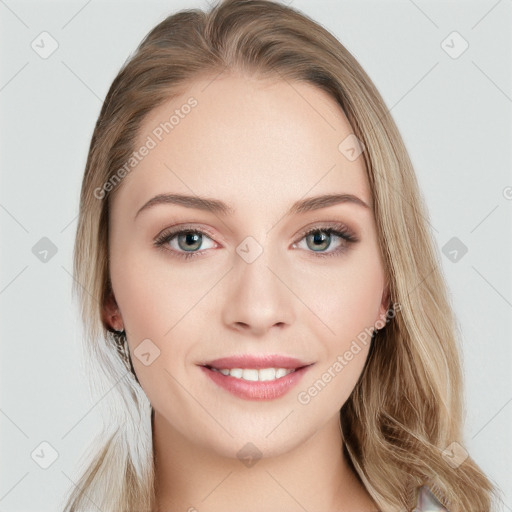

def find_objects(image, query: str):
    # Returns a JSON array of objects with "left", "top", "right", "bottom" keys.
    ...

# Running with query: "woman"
[{"left": 65, "top": 0, "right": 500, "bottom": 510}]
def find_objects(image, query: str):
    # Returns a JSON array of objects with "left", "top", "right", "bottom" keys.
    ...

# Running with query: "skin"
[{"left": 103, "top": 71, "right": 389, "bottom": 512}]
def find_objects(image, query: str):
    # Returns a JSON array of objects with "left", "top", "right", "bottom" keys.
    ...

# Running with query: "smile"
[{"left": 200, "top": 363, "right": 312, "bottom": 401}]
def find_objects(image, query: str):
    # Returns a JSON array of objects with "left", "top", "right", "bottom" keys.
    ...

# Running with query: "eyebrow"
[{"left": 134, "top": 192, "right": 370, "bottom": 220}]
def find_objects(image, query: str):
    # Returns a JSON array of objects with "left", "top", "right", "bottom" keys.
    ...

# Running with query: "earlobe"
[{"left": 102, "top": 291, "right": 124, "bottom": 332}]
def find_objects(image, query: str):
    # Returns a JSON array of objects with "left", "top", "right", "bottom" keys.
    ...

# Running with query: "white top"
[{"left": 413, "top": 485, "right": 449, "bottom": 511}]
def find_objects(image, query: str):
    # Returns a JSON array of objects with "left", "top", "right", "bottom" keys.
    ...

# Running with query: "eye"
[
  {"left": 154, "top": 222, "right": 359, "bottom": 260},
  {"left": 154, "top": 226, "right": 217, "bottom": 260},
  {"left": 292, "top": 223, "right": 358, "bottom": 258}
]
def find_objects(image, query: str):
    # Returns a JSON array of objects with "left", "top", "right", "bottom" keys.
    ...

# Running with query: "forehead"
[{"left": 113, "top": 73, "right": 370, "bottom": 215}]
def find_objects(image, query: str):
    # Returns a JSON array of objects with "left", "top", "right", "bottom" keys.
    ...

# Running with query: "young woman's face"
[{"left": 107, "top": 72, "right": 389, "bottom": 458}]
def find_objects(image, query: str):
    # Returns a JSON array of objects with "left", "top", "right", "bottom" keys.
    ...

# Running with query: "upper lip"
[{"left": 201, "top": 354, "right": 313, "bottom": 370}]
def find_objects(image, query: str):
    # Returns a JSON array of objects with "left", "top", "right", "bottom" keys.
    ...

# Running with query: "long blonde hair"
[{"left": 65, "top": 0, "right": 501, "bottom": 510}]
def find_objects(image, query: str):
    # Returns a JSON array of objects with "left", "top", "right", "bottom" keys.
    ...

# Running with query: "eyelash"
[{"left": 153, "top": 222, "right": 359, "bottom": 261}]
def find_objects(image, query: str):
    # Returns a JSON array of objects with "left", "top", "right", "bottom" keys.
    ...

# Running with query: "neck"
[{"left": 151, "top": 410, "right": 378, "bottom": 512}]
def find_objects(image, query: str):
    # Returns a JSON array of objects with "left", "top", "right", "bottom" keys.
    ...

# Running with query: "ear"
[
  {"left": 374, "top": 280, "right": 391, "bottom": 331},
  {"left": 102, "top": 289, "right": 124, "bottom": 332}
]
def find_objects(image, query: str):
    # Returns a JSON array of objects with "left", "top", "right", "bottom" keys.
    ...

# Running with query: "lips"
[{"left": 198, "top": 354, "right": 314, "bottom": 401}]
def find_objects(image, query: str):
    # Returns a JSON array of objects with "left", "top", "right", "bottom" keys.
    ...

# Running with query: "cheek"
[
  {"left": 111, "top": 245, "right": 202, "bottom": 337},
  {"left": 298, "top": 253, "right": 385, "bottom": 342},
  {"left": 295, "top": 261, "right": 380, "bottom": 412},
  {"left": 109, "top": 252, "right": 192, "bottom": 391}
]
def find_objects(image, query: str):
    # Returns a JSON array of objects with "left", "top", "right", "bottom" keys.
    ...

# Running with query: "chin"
[{"left": 198, "top": 421, "right": 313, "bottom": 462}]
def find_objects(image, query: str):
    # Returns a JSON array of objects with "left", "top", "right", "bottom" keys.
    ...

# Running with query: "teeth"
[
  {"left": 259, "top": 368, "right": 275, "bottom": 381},
  {"left": 275, "top": 368, "right": 288, "bottom": 379},
  {"left": 211, "top": 367, "right": 296, "bottom": 381}
]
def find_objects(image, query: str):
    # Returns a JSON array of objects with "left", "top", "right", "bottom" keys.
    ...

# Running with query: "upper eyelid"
[{"left": 297, "top": 222, "right": 352, "bottom": 235}]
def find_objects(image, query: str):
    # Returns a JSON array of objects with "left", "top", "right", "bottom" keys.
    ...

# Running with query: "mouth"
[{"left": 198, "top": 354, "right": 314, "bottom": 400}]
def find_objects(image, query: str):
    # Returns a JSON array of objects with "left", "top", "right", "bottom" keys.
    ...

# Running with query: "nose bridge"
[
  {"left": 220, "top": 234, "right": 295, "bottom": 334},
  {"left": 237, "top": 237, "right": 278, "bottom": 292}
]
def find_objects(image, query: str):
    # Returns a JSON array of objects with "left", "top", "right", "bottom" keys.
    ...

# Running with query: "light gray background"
[{"left": 1, "top": 0, "right": 511, "bottom": 510}]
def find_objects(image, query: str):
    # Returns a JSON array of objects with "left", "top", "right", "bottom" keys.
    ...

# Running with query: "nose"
[{"left": 221, "top": 246, "right": 296, "bottom": 337}]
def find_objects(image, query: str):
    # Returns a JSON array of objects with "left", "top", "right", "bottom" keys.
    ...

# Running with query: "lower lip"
[{"left": 200, "top": 365, "right": 311, "bottom": 401}]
